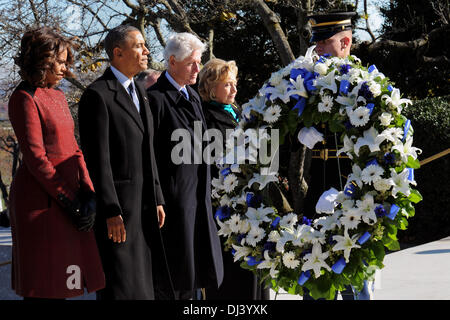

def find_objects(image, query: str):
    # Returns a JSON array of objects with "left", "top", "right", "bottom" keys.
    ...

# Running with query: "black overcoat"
[
  {"left": 202, "top": 100, "right": 270, "bottom": 300},
  {"left": 146, "top": 72, "right": 224, "bottom": 293},
  {"left": 78, "top": 67, "right": 173, "bottom": 299}
]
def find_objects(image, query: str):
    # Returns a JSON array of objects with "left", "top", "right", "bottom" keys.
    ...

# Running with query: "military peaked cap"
[{"left": 308, "top": 11, "right": 358, "bottom": 43}]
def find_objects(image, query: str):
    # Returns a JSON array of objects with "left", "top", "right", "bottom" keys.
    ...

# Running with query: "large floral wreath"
[{"left": 211, "top": 46, "right": 423, "bottom": 300}]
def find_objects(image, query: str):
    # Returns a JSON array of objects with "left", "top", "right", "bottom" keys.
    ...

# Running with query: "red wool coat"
[{"left": 8, "top": 81, "right": 105, "bottom": 298}]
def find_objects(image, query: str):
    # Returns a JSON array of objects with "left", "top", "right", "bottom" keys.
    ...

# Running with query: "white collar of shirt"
[
  {"left": 110, "top": 65, "right": 134, "bottom": 90},
  {"left": 165, "top": 71, "right": 189, "bottom": 99},
  {"left": 110, "top": 65, "right": 140, "bottom": 111}
]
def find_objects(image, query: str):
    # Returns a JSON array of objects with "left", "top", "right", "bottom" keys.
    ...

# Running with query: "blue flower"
[
  {"left": 339, "top": 79, "right": 350, "bottom": 95},
  {"left": 263, "top": 241, "right": 276, "bottom": 252},
  {"left": 271, "top": 216, "right": 281, "bottom": 229},
  {"left": 316, "top": 54, "right": 331, "bottom": 64},
  {"left": 375, "top": 205, "right": 386, "bottom": 218},
  {"left": 340, "top": 64, "right": 351, "bottom": 74},
  {"left": 290, "top": 68, "right": 317, "bottom": 93},
  {"left": 366, "top": 103, "right": 375, "bottom": 115},
  {"left": 366, "top": 158, "right": 378, "bottom": 167},
  {"left": 292, "top": 97, "right": 306, "bottom": 117},
  {"left": 387, "top": 84, "right": 394, "bottom": 92},
  {"left": 246, "top": 193, "right": 262, "bottom": 208},
  {"left": 384, "top": 152, "right": 396, "bottom": 165},
  {"left": 301, "top": 216, "right": 312, "bottom": 226},
  {"left": 247, "top": 256, "right": 262, "bottom": 266},
  {"left": 237, "top": 234, "right": 246, "bottom": 243},
  {"left": 215, "top": 206, "right": 231, "bottom": 221},
  {"left": 344, "top": 120, "right": 354, "bottom": 130},
  {"left": 220, "top": 167, "right": 231, "bottom": 177},
  {"left": 358, "top": 82, "right": 373, "bottom": 100}
]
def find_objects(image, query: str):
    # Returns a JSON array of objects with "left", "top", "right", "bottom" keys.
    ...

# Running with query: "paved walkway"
[{"left": 1, "top": 226, "right": 449, "bottom": 300}]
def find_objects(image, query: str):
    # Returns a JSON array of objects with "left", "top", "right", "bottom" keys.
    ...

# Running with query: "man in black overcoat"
[
  {"left": 78, "top": 25, "right": 174, "bottom": 300},
  {"left": 147, "top": 32, "right": 224, "bottom": 300}
]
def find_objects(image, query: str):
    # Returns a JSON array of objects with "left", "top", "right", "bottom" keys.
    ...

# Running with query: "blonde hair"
[{"left": 198, "top": 58, "right": 238, "bottom": 102}]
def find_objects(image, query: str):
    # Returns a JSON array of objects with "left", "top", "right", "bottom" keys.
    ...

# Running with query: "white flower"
[
  {"left": 332, "top": 229, "right": 361, "bottom": 262},
  {"left": 228, "top": 214, "right": 242, "bottom": 234},
  {"left": 263, "top": 79, "right": 292, "bottom": 103},
  {"left": 373, "top": 178, "right": 395, "bottom": 192},
  {"left": 354, "top": 127, "right": 385, "bottom": 156},
  {"left": 356, "top": 194, "right": 378, "bottom": 225},
  {"left": 309, "top": 230, "right": 327, "bottom": 245},
  {"left": 382, "top": 88, "right": 412, "bottom": 113},
  {"left": 239, "top": 219, "right": 251, "bottom": 234},
  {"left": 318, "top": 95, "right": 334, "bottom": 112},
  {"left": 279, "top": 212, "right": 298, "bottom": 229},
  {"left": 390, "top": 168, "right": 414, "bottom": 198},
  {"left": 347, "top": 164, "right": 364, "bottom": 188},
  {"left": 223, "top": 173, "right": 239, "bottom": 193},
  {"left": 248, "top": 172, "right": 278, "bottom": 190},
  {"left": 216, "top": 217, "right": 232, "bottom": 237},
  {"left": 211, "top": 176, "right": 224, "bottom": 190},
  {"left": 242, "top": 95, "right": 266, "bottom": 118},
  {"left": 268, "top": 230, "right": 281, "bottom": 242},
  {"left": 263, "top": 105, "right": 282, "bottom": 123},
  {"left": 232, "top": 244, "right": 252, "bottom": 262},
  {"left": 361, "top": 164, "right": 384, "bottom": 185},
  {"left": 245, "top": 205, "right": 274, "bottom": 226},
  {"left": 337, "top": 135, "right": 356, "bottom": 160},
  {"left": 246, "top": 226, "right": 266, "bottom": 247},
  {"left": 289, "top": 75, "right": 309, "bottom": 99},
  {"left": 391, "top": 137, "right": 422, "bottom": 163},
  {"left": 297, "top": 126, "right": 324, "bottom": 149},
  {"left": 335, "top": 94, "right": 356, "bottom": 108},
  {"left": 314, "top": 62, "right": 328, "bottom": 75},
  {"left": 268, "top": 70, "right": 285, "bottom": 87},
  {"left": 283, "top": 251, "right": 300, "bottom": 269},
  {"left": 379, "top": 112, "right": 393, "bottom": 126},
  {"left": 368, "top": 81, "right": 382, "bottom": 97},
  {"left": 314, "top": 70, "right": 338, "bottom": 94},
  {"left": 257, "top": 250, "right": 280, "bottom": 278},
  {"left": 301, "top": 243, "right": 331, "bottom": 278},
  {"left": 347, "top": 106, "right": 370, "bottom": 127},
  {"left": 340, "top": 208, "right": 362, "bottom": 231},
  {"left": 379, "top": 127, "right": 404, "bottom": 143},
  {"left": 314, "top": 215, "right": 340, "bottom": 232}
]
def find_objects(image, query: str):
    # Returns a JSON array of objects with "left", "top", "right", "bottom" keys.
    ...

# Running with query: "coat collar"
[
  {"left": 156, "top": 71, "right": 201, "bottom": 107},
  {"left": 104, "top": 67, "right": 144, "bottom": 132}
]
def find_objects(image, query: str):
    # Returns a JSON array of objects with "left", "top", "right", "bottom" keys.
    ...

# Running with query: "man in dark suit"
[
  {"left": 78, "top": 25, "right": 173, "bottom": 300},
  {"left": 147, "top": 32, "right": 224, "bottom": 300}
]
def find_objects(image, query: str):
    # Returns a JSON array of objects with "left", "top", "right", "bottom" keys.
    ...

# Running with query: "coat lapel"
[{"left": 104, "top": 67, "right": 144, "bottom": 132}]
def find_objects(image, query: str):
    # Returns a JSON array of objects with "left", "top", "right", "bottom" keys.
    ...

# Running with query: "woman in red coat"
[{"left": 8, "top": 27, "right": 105, "bottom": 299}]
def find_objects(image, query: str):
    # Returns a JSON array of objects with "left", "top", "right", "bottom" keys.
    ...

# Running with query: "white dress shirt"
[
  {"left": 165, "top": 71, "right": 189, "bottom": 100},
  {"left": 110, "top": 65, "right": 140, "bottom": 112}
]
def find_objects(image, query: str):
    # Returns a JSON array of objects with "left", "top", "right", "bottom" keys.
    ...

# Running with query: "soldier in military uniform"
[
  {"left": 301, "top": 11, "right": 374, "bottom": 300},
  {"left": 303, "top": 11, "right": 357, "bottom": 219}
]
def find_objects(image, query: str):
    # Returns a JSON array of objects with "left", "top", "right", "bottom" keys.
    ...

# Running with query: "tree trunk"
[{"left": 253, "top": 0, "right": 295, "bottom": 66}]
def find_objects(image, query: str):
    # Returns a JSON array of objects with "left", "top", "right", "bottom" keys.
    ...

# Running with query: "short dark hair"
[
  {"left": 104, "top": 25, "right": 140, "bottom": 61},
  {"left": 15, "top": 26, "right": 76, "bottom": 88}
]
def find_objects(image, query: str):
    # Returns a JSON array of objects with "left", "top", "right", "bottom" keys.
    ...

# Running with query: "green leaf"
[
  {"left": 406, "top": 156, "right": 421, "bottom": 169},
  {"left": 383, "top": 237, "right": 400, "bottom": 251},
  {"left": 408, "top": 189, "right": 423, "bottom": 203}
]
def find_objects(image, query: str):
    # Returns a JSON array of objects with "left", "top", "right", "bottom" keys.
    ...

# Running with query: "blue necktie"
[{"left": 181, "top": 88, "right": 189, "bottom": 100}]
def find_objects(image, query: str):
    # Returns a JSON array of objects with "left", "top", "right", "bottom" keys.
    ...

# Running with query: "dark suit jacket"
[
  {"left": 147, "top": 71, "right": 224, "bottom": 293},
  {"left": 78, "top": 67, "right": 173, "bottom": 299}
]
